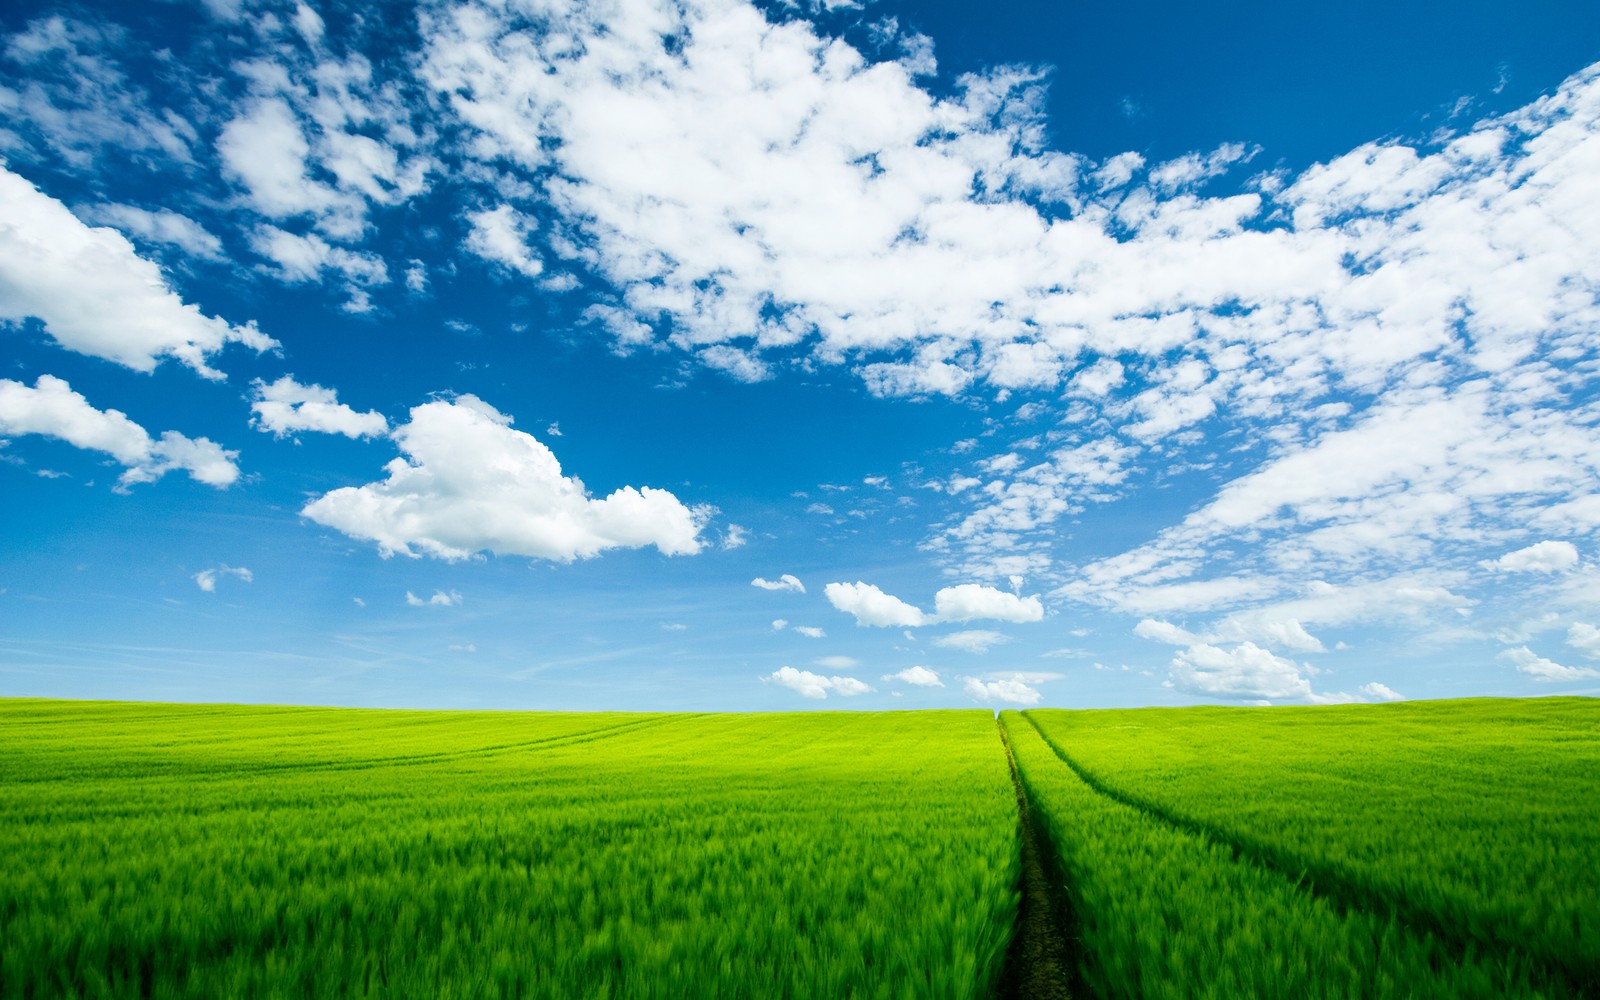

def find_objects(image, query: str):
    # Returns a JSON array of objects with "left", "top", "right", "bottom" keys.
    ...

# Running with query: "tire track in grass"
[
  {"left": 1018, "top": 711, "right": 1584, "bottom": 999},
  {"left": 994, "top": 718, "right": 1080, "bottom": 1000}
]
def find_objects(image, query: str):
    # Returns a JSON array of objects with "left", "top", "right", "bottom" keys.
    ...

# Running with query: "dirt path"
[{"left": 995, "top": 719, "right": 1080, "bottom": 1000}]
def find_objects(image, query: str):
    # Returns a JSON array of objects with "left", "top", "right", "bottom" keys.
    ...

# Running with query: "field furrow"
[
  {"left": 1024, "top": 700, "right": 1600, "bottom": 995},
  {"left": 1001, "top": 710, "right": 1561, "bottom": 999}
]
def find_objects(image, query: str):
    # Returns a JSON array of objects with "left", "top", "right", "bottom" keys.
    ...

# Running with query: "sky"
[{"left": 3, "top": 0, "right": 1600, "bottom": 712}]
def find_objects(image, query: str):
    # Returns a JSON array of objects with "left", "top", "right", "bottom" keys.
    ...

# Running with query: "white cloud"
[
  {"left": 932, "top": 584, "right": 1044, "bottom": 623},
  {"left": 824, "top": 581, "right": 928, "bottom": 627},
  {"left": 722, "top": 524, "right": 750, "bottom": 549},
  {"left": 813, "top": 655, "right": 858, "bottom": 669},
  {"left": 406, "top": 589, "right": 462, "bottom": 607},
  {"left": 752, "top": 574, "right": 805, "bottom": 593},
  {"left": 0, "top": 375, "right": 239, "bottom": 488},
  {"left": 1569, "top": 623, "right": 1600, "bottom": 659},
  {"left": 246, "top": 226, "right": 389, "bottom": 309},
  {"left": 963, "top": 677, "right": 1041, "bottom": 705},
  {"left": 933, "top": 629, "right": 1009, "bottom": 654},
  {"left": 793, "top": 625, "right": 826, "bottom": 638},
  {"left": 463, "top": 205, "right": 544, "bottom": 278},
  {"left": 0, "top": 167, "right": 275, "bottom": 376},
  {"left": 1480, "top": 540, "right": 1580, "bottom": 574},
  {"left": 216, "top": 32, "right": 432, "bottom": 243},
  {"left": 218, "top": 97, "right": 342, "bottom": 220},
  {"left": 1359, "top": 682, "right": 1405, "bottom": 702},
  {"left": 765, "top": 665, "right": 872, "bottom": 699},
  {"left": 251, "top": 375, "right": 388, "bottom": 439},
  {"left": 80, "top": 204, "right": 225, "bottom": 261},
  {"left": 1168, "top": 642, "right": 1318, "bottom": 702},
  {"left": 194, "top": 564, "right": 252, "bottom": 592},
  {"left": 0, "top": 16, "right": 196, "bottom": 170},
  {"left": 302, "top": 394, "right": 708, "bottom": 561},
  {"left": 1500, "top": 646, "right": 1600, "bottom": 683},
  {"left": 771, "top": 618, "right": 787, "bottom": 631},
  {"left": 882, "top": 665, "right": 943, "bottom": 687}
]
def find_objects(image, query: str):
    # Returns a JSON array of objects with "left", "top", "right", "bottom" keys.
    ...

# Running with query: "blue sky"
[{"left": 3, "top": 0, "right": 1600, "bottom": 711}]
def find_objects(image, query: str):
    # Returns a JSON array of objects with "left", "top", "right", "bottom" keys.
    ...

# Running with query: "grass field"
[
  {"left": 0, "top": 702, "right": 1017, "bottom": 998},
  {"left": 0, "top": 696, "right": 1594, "bottom": 998}
]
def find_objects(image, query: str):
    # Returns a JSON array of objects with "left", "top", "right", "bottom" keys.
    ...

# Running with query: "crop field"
[
  {"left": 1020, "top": 698, "right": 1600, "bottom": 996},
  {"left": 1, "top": 696, "right": 1596, "bottom": 998},
  {"left": 0, "top": 701, "right": 1017, "bottom": 998}
]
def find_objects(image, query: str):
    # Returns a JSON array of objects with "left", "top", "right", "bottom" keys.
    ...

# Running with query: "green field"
[{"left": 1, "top": 697, "right": 1596, "bottom": 998}]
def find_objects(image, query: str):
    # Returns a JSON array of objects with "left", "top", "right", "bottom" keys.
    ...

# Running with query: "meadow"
[
  {"left": 1022, "top": 698, "right": 1600, "bottom": 996},
  {"left": 0, "top": 701, "right": 1018, "bottom": 998},
  {"left": 0, "top": 696, "right": 1595, "bottom": 998}
]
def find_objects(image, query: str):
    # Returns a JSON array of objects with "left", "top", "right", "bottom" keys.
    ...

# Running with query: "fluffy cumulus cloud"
[
  {"left": 250, "top": 375, "right": 388, "bottom": 439},
  {"left": 1167, "top": 642, "right": 1322, "bottom": 702},
  {"left": 882, "top": 665, "right": 944, "bottom": 687},
  {"left": 0, "top": 167, "right": 275, "bottom": 376},
  {"left": 1359, "top": 682, "right": 1405, "bottom": 702},
  {"left": 825, "top": 580, "right": 1046, "bottom": 627},
  {"left": 0, "top": 375, "right": 239, "bottom": 488},
  {"left": 752, "top": 573, "right": 805, "bottom": 593},
  {"left": 765, "top": 665, "right": 872, "bottom": 699},
  {"left": 963, "top": 677, "right": 1041, "bottom": 705},
  {"left": 193, "top": 564, "right": 252, "bottom": 592},
  {"left": 1499, "top": 646, "right": 1600, "bottom": 683},
  {"left": 301, "top": 395, "right": 708, "bottom": 561},
  {"left": 932, "top": 584, "right": 1044, "bottom": 623},
  {"left": 1480, "top": 540, "right": 1580, "bottom": 574},
  {"left": 463, "top": 205, "right": 544, "bottom": 278},
  {"left": 824, "top": 581, "right": 928, "bottom": 627}
]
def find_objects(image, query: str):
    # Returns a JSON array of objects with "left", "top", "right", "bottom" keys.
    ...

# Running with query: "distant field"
[{"left": 1, "top": 697, "right": 1595, "bottom": 998}]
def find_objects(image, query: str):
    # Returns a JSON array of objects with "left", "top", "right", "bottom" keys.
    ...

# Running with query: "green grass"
[
  {"left": 1025, "top": 698, "right": 1600, "bottom": 993},
  {"left": 0, "top": 700, "right": 1018, "bottom": 999},
  {"left": 2, "top": 696, "right": 1596, "bottom": 998},
  {"left": 1002, "top": 709, "right": 1562, "bottom": 999}
]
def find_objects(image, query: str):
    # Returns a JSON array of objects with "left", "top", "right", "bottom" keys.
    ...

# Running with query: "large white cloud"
[
  {"left": 301, "top": 394, "right": 709, "bottom": 562},
  {"left": 0, "top": 375, "right": 239, "bottom": 488},
  {"left": 0, "top": 167, "right": 275, "bottom": 376},
  {"left": 250, "top": 375, "right": 388, "bottom": 439},
  {"left": 421, "top": 0, "right": 1600, "bottom": 402}
]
